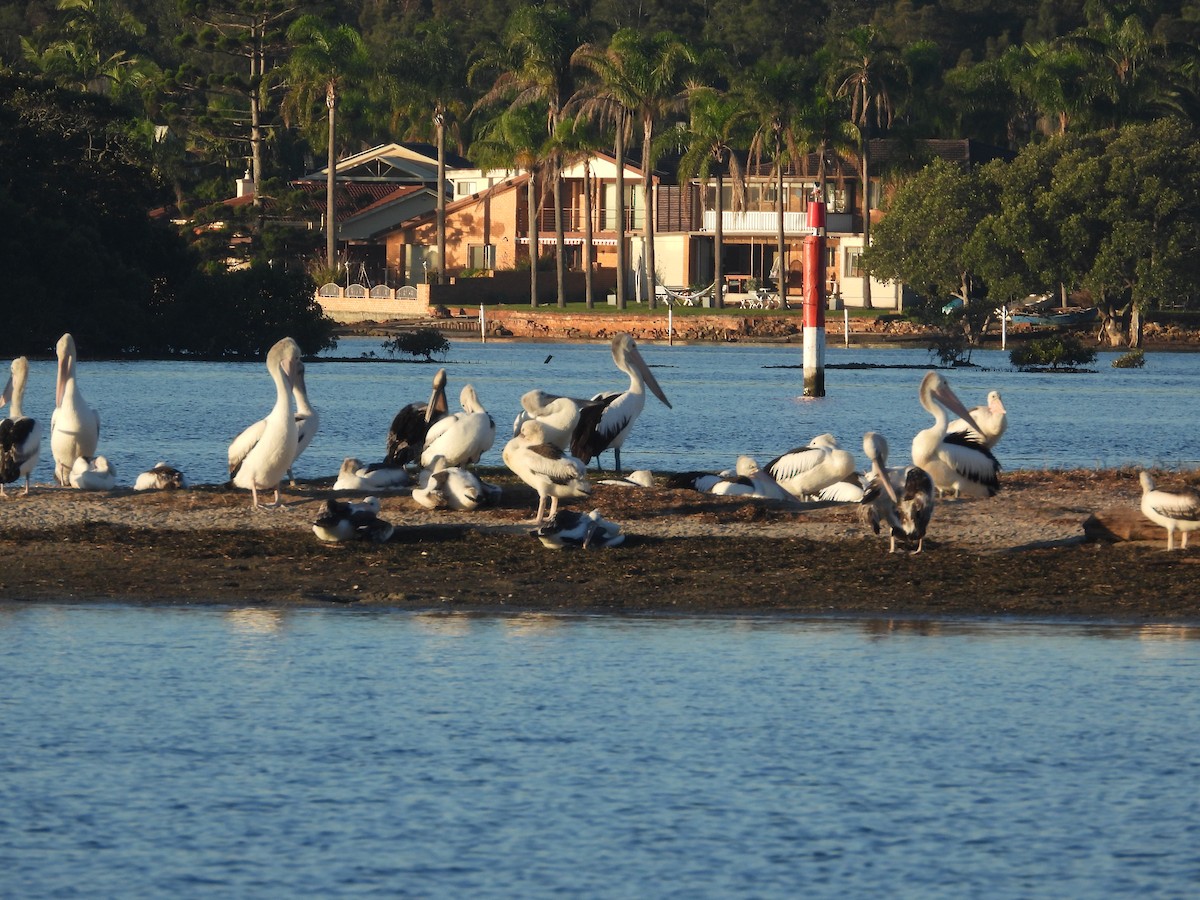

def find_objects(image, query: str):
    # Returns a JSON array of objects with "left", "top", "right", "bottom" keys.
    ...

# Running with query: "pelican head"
[
  {"left": 518, "top": 419, "right": 550, "bottom": 445},
  {"left": 922, "top": 371, "right": 982, "bottom": 434},
  {"left": 612, "top": 333, "right": 671, "bottom": 408},
  {"left": 987, "top": 390, "right": 1007, "bottom": 415},
  {"left": 55, "top": 332, "right": 78, "bottom": 408},
  {"left": 863, "top": 431, "right": 900, "bottom": 504},
  {"left": 734, "top": 456, "right": 760, "bottom": 477},
  {"left": 1139, "top": 470, "right": 1156, "bottom": 493},
  {"left": 459, "top": 384, "right": 485, "bottom": 414},
  {"left": 268, "top": 337, "right": 303, "bottom": 391}
]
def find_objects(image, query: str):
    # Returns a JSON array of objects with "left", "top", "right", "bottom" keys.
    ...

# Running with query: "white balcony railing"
[{"left": 702, "top": 210, "right": 809, "bottom": 234}]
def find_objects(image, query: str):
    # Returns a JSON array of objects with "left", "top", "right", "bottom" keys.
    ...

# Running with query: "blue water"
[
  {"left": 7, "top": 338, "right": 1198, "bottom": 486},
  {"left": 1, "top": 605, "right": 1198, "bottom": 897}
]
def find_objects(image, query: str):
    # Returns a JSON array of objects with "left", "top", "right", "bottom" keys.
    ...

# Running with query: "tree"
[
  {"left": 679, "top": 86, "right": 748, "bottom": 308},
  {"left": 573, "top": 28, "right": 696, "bottom": 310},
  {"left": 833, "top": 25, "right": 905, "bottom": 309},
  {"left": 282, "top": 15, "right": 368, "bottom": 271}
]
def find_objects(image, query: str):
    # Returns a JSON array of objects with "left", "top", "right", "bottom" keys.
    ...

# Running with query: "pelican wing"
[
  {"left": 526, "top": 442, "right": 587, "bottom": 484},
  {"left": 228, "top": 417, "right": 267, "bottom": 477},
  {"left": 569, "top": 394, "right": 620, "bottom": 462},
  {"left": 766, "top": 446, "right": 827, "bottom": 482},
  {"left": 938, "top": 432, "right": 1001, "bottom": 495},
  {"left": 1150, "top": 489, "right": 1200, "bottom": 521}
]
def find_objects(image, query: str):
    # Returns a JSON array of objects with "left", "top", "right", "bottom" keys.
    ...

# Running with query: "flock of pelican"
[{"left": 3, "top": 331, "right": 1198, "bottom": 553}]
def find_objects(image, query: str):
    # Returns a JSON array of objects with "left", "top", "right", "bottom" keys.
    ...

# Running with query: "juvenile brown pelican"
[
  {"left": 861, "top": 432, "right": 935, "bottom": 553},
  {"left": 946, "top": 389, "right": 1007, "bottom": 448},
  {"left": 503, "top": 420, "right": 592, "bottom": 525},
  {"left": 227, "top": 337, "right": 302, "bottom": 508},
  {"left": 1139, "top": 470, "right": 1200, "bottom": 550},
  {"left": 50, "top": 334, "right": 100, "bottom": 486},
  {"left": 0, "top": 357, "right": 42, "bottom": 496},
  {"left": 571, "top": 333, "right": 671, "bottom": 473},
  {"left": 385, "top": 368, "right": 448, "bottom": 466},
  {"left": 911, "top": 372, "right": 1000, "bottom": 499}
]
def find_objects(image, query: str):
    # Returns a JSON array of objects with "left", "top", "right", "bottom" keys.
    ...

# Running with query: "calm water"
[
  {"left": 7, "top": 339, "right": 1198, "bottom": 487},
  {"left": 1, "top": 605, "right": 1198, "bottom": 897}
]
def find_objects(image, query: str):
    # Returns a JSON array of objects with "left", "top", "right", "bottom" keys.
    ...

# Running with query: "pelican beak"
[
  {"left": 871, "top": 457, "right": 900, "bottom": 504},
  {"left": 934, "top": 380, "right": 983, "bottom": 436},
  {"left": 55, "top": 349, "right": 71, "bottom": 408},
  {"left": 990, "top": 394, "right": 1007, "bottom": 415},
  {"left": 280, "top": 353, "right": 302, "bottom": 392},
  {"left": 630, "top": 345, "right": 671, "bottom": 409},
  {"left": 292, "top": 361, "right": 308, "bottom": 396}
]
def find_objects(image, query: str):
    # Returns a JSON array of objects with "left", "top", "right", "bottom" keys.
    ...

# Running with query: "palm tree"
[
  {"left": 473, "top": 5, "right": 583, "bottom": 306},
  {"left": 471, "top": 103, "right": 552, "bottom": 307},
  {"left": 573, "top": 29, "right": 696, "bottom": 310},
  {"left": 380, "top": 20, "right": 470, "bottom": 285},
  {"left": 740, "top": 58, "right": 808, "bottom": 309},
  {"left": 679, "top": 86, "right": 749, "bottom": 308},
  {"left": 554, "top": 115, "right": 607, "bottom": 308},
  {"left": 282, "top": 15, "right": 368, "bottom": 271},
  {"left": 833, "top": 26, "right": 904, "bottom": 309}
]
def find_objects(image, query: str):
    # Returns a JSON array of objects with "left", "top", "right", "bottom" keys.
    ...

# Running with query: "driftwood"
[{"left": 1083, "top": 506, "right": 1163, "bottom": 543}]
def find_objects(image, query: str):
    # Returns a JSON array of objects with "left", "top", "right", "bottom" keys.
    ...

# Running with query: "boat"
[{"left": 1008, "top": 307, "right": 1098, "bottom": 327}]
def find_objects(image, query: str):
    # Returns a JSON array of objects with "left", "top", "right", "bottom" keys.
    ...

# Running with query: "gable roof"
[{"left": 297, "top": 141, "right": 474, "bottom": 184}]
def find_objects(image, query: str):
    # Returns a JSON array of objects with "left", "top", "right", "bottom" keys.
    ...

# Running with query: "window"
[
  {"left": 468, "top": 244, "right": 495, "bottom": 270},
  {"left": 846, "top": 248, "right": 864, "bottom": 278},
  {"left": 457, "top": 181, "right": 476, "bottom": 196}
]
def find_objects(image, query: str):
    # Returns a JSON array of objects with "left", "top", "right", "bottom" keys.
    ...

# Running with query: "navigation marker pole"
[
  {"left": 803, "top": 195, "right": 827, "bottom": 397},
  {"left": 480, "top": 303, "right": 486, "bottom": 344}
]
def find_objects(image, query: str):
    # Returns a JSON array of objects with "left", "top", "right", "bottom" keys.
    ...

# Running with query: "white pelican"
[
  {"left": 598, "top": 470, "right": 655, "bottom": 488},
  {"left": 512, "top": 389, "right": 590, "bottom": 451},
  {"left": 228, "top": 337, "right": 303, "bottom": 508},
  {"left": 411, "top": 455, "right": 497, "bottom": 511},
  {"left": 385, "top": 368, "right": 448, "bottom": 466},
  {"left": 861, "top": 432, "right": 935, "bottom": 553},
  {"left": 333, "top": 457, "right": 413, "bottom": 492},
  {"left": 134, "top": 462, "right": 186, "bottom": 491},
  {"left": 571, "top": 333, "right": 671, "bottom": 473},
  {"left": 1, "top": 357, "right": 42, "bottom": 496},
  {"left": 503, "top": 419, "right": 592, "bottom": 525},
  {"left": 50, "top": 333, "right": 100, "bottom": 486},
  {"left": 69, "top": 455, "right": 117, "bottom": 490},
  {"left": 815, "top": 474, "right": 865, "bottom": 503},
  {"left": 767, "top": 433, "right": 857, "bottom": 500},
  {"left": 312, "top": 497, "right": 394, "bottom": 543},
  {"left": 420, "top": 384, "right": 495, "bottom": 468},
  {"left": 1139, "top": 471, "right": 1200, "bottom": 550},
  {"left": 911, "top": 372, "right": 1000, "bottom": 499},
  {"left": 946, "top": 389, "right": 1007, "bottom": 448},
  {"left": 533, "top": 508, "right": 625, "bottom": 549}
]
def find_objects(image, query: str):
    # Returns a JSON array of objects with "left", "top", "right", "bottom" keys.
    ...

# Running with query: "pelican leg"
[
  {"left": 613, "top": 447, "right": 623, "bottom": 475},
  {"left": 531, "top": 495, "right": 548, "bottom": 525},
  {"left": 911, "top": 538, "right": 924, "bottom": 554},
  {"left": 1182, "top": 532, "right": 1189, "bottom": 550},
  {"left": 1167, "top": 529, "right": 1176, "bottom": 551},
  {"left": 546, "top": 495, "right": 561, "bottom": 521},
  {"left": 888, "top": 535, "right": 897, "bottom": 553}
]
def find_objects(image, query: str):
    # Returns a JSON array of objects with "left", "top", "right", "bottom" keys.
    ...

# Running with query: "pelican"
[
  {"left": 861, "top": 431, "right": 935, "bottom": 553},
  {"left": 946, "top": 390, "right": 1007, "bottom": 448},
  {"left": 532, "top": 508, "right": 625, "bottom": 550},
  {"left": 598, "top": 470, "right": 655, "bottom": 488},
  {"left": 311, "top": 497, "right": 394, "bottom": 543},
  {"left": 411, "top": 455, "right": 496, "bottom": 511},
  {"left": 571, "top": 333, "right": 671, "bottom": 473},
  {"left": 385, "top": 368, "right": 448, "bottom": 466},
  {"left": 420, "top": 384, "right": 495, "bottom": 468},
  {"left": 1139, "top": 471, "right": 1200, "bottom": 550},
  {"left": 333, "top": 457, "right": 413, "bottom": 492},
  {"left": 0, "top": 357, "right": 42, "bottom": 496},
  {"left": 133, "top": 462, "right": 186, "bottom": 491},
  {"left": 815, "top": 474, "right": 865, "bottom": 503},
  {"left": 69, "top": 455, "right": 117, "bottom": 490},
  {"left": 512, "top": 390, "right": 589, "bottom": 450},
  {"left": 503, "top": 419, "right": 592, "bottom": 525},
  {"left": 228, "top": 337, "right": 303, "bottom": 508},
  {"left": 50, "top": 333, "right": 100, "bottom": 486},
  {"left": 767, "top": 433, "right": 857, "bottom": 500},
  {"left": 911, "top": 372, "right": 1000, "bottom": 499}
]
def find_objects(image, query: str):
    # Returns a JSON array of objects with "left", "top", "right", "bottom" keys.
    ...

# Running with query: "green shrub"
[
  {"left": 1010, "top": 334, "right": 1098, "bottom": 370},
  {"left": 383, "top": 328, "right": 450, "bottom": 361},
  {"left": 1112, "top": 349, "right": 1146, "bottom": 368}
]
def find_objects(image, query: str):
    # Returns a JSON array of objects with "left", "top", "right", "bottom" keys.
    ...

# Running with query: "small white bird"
[
  {"left": 503, "top": 419, "right": 592, "bottom": 525},
  {"left": 533, "top": 508, "right": 625, "bottom": 550},
  {"left": 1139, "top": 470, "right": 1200, "bottom": 551},
  {"left": 69, "top": 455, "right": 117, "bottom": 491},
  {"left": 311, "top": 497, "right": 394, "bottom": 543},
  {"left": 134, "top": 462, "right": 186, "bottom": 491},
  {"left": 333, "top": 457, "right": 413, "bottom": 492},
  {"left": 0, "top": 356, "right": 42, "bottom": 496}
]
